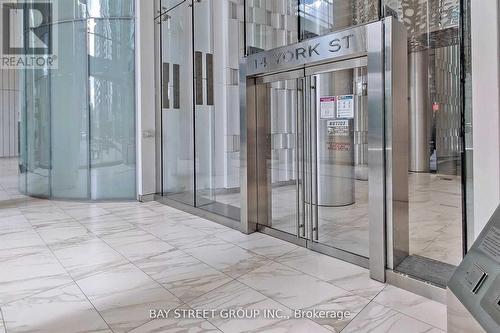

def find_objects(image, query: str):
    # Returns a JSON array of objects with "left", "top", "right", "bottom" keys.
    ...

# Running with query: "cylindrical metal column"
[
  {"left": 316, "top": 71, "right": 355, "bottom": 206},
  {"left": 409, "top": 50, "right": 430, "bottom": 172}
]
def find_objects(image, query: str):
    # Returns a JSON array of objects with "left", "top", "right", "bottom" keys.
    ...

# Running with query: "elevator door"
[{"left": 257, "top": 60, "right": 369, "bottom": 260}]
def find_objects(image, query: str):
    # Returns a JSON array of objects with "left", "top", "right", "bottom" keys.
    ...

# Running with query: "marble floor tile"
[
  {"left": 2, "top": 283, "right": 110, "bottom": 333},
  {"left": 215, "top": 229, "right": 268, "bottom": 243},
  {"left": 51, "top": 237, "right": 128, "bottom": 280},
  {"left": 62, "top": 206, "right": 112, "bottom": 221},
  {"left": 189, "top": 280, "right": 330, "bottom": 333},
  {"left": 238, "top": 261, "right": 370, "bottom": 331},
  {"left": 77, "top": 213, "right": 136, "bottom": 236},
  {"left": 101, "top": 229, "right": 176, "bottom": 262},
  {"left": 33, "top": 222, "right": 94, "bottom": 246},
  {"left": 0, "top": 307, "right": 5, "bottom": 333},
  {"left": 183, "top": 242, "right": 269, "bottom": 278},
  {"left": 114, "top": 208, "right": 163, "bottom": 222},
  {"left": 372, "top": 285, "right": 447, "bottom": 331},
  {"left": 0, "top": 228, "right": 46, "bottom": 252},
  {"left": 129, "top": 317, "right": 221, "bottom": 333},
  {"left": 179, "top": 217, "right": 232, "bottom": 235},
  {"left": 342, "top": 302, "right": 440, "bottom": 333},
  {"left": 145, "top": 223, "right": 227, "bottom": 250},
  {"left": 277, "top": 247, "right": 385, "bottom": 299},
  {"left": 20, "top": 207, "right": 72, "bottom": 225},
  {"left": 230, "top": 234, "right": 299, "bottom": 259},
  {"left": 0, "top": 207, "right": 22, "bottom": 218},
  {"left": 135, "top": 250, "right": 233, "bottom": 303},
  {"left": 76, "top": 263, "right": 182, "bottom": 333},
  {"left": 0, "top": 247, "right": 73, "bottom": 305}
]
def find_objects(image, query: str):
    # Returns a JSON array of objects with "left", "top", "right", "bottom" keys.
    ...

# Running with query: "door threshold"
[
  {"left": 257, "top": 225, "right": 369, "bottom": 269},
  {"left": 386, "top": 269, "right": 447, "bottom": 304}
]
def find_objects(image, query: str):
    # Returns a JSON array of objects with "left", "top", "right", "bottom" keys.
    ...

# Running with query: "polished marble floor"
[{"left": 0, "top": 158, "right": 447, "bottom": 333}]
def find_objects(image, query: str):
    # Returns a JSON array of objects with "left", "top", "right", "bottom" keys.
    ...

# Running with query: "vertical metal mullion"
[
  {"left": 296, "top": 78, "right": 303, "bottom": 238},
  {"left": 458, "top": 0, "right": 468, "bottom": 257},
  {"left": 307, "top": 76, "right": 314, "bottom": 241},
  {"left": 190, "top": 0, "right": 196, "bottom": 206},
  {"left": 158, "top": 4, "right": 165, "bottom": 195},
  {"left": 312, "top": 75, "right": 319, "bottom": 242}
]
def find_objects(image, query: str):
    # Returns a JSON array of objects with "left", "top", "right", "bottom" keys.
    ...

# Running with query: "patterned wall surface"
[
  {"left": 0, "top": 69, "right": 20, "bottom": 158},
  {"left": 385, "top": 0, "right": 460, "bottom": 50}
]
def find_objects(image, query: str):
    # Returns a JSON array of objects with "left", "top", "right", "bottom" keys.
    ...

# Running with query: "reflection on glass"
[
  {"left": 24, "top": 68, "right": 50, "bottom": 197},
  {"left": 19, "top": 8, "right": 136, "bottom": 200},
  {"left": 160, "top": 1, "right": 195, "bottom": 205},
  {"left": 56, "top": 0, "right": 134, "bottom": 21},
  {"left": 193, "top": 0, "right": 242, "bottom": 220},
  {"left": 50, "top": 21, "right": 88, "bottom": 199},
  {"left": 89, "top": 19, "right": 136, "bottom": 200},
  {"left": 245, "top": 0, "right": 299, "bottom": 52},
  {"left": 385, "top": 0, "right": 464, "bottom": 285},
  {"left": 262, "top": 79, "right": 300, "bottom": 235},
  {"left": 314, "top": 68, "right": 369, "bottom": 257},
  {"left": 299, "top": 0, "right": 379, "bottom": 39}
]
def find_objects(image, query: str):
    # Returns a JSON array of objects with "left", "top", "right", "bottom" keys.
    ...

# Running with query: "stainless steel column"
[
  {"left": 315, "top": 71, "right": 355, "bottom": 206},
  {"left": 408, "top": 50, "right": 430, "bottom": 172}
]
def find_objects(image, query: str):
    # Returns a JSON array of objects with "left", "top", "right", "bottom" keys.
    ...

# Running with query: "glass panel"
[
  {"left": 160, "top": 1, "right": 195, "bottom": 205},
  {"left": 193, "top": 0, "right": 243, "bottom": 220},
  {"left": 50, "top": 21, "right": 88, "bottom": 199},
  {"left": 245, "top": 0, "right": 299, "bottom": 52},
  {"left": 299, "top": 0, "right": 379, "bottom": 39},
  {"left": 19, "top": 68, "right": 27, "bottom": 194},
  {"left": 25, "top": 67, "right": 50, "bottom": 197},
  {"left": 55, "top": 0, "right": 87, "bottom": 21},
  {"left": 87, "top": 0, "right": 135, "bottom": 18},
  {"left": 385, "top": 0, "right": 463, "bottom": 283},
  {"left": 88, "top": 18, "right": 136, "bottom": 200},
  {"left": 313, "top": 68, "right": 369, "bottom": 257},
  {"left": 259, "top": 78, "right": 300, "bottom": 235},
  {"left": 56, "top": 0, "right": 134, "bottom": 21}
]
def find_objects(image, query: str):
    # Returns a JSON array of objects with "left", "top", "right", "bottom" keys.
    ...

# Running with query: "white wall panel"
[{"left": 471, "top": 0, "right": 500, "bottom": 239}]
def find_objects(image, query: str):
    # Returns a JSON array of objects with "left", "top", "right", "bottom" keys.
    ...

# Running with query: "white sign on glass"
[
  {"left": 336, "top": 95, "right": 354, "bottom": 118},
  {"left": 320, "top": 96, "right": 336, "bottom": 119}
]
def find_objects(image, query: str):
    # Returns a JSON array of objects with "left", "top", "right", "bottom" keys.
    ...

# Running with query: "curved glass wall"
[{"left": 19, "top": 1, "right": 136, "bottom": 200}]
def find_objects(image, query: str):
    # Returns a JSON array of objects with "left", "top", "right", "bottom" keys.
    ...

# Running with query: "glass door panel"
[
  {"left": 256, "top": 76, "right": 303, "bottom": 236},
  {"left": 160, "top": 0, "right": 194, "bottom": 205},
  {"left": 192, "top": 0, "right": 241, "bottom": 220},
  {"left": 270, "top": 78, "right": 301, "bottom": 235},
  {"left": 309, "top": 67, "right": 369, "bottom": 258},
  {"left": 256, "top": 63, "right": 370, "bottom": 259}
]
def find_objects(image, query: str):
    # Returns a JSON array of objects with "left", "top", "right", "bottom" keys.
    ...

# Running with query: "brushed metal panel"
[
  {"left": 447, "top": 289, "right": 487, "bottom": 333},
  {"left": 256, "top": 82, "right": 270, "bottom": 227},
  {"left": 239, "top": 57, "right": 256, "bottom": 233},
  {"left": 246, "top": 25, "right": 368, "bottom": 76},
  {"left": 385, "top": 17, "right": 409, "bottom": 270},
  {"left": 409, "top": 50, "right": 430, "bottom": 172},
  {"left": 367, "top": 20, "right": 386, "bottom": 282}
]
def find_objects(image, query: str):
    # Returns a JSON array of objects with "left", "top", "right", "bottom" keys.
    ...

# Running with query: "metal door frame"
[{"left": 240, "top": 17, "right": 408, "bottom": 282}]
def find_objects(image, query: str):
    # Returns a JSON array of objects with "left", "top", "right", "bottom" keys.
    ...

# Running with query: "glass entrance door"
[
  {"left": 257, "top": 60, "right": 369, "bottom": 259},
  {"left": 158, "top": 0, "right": 194, "bottom": 205}
]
